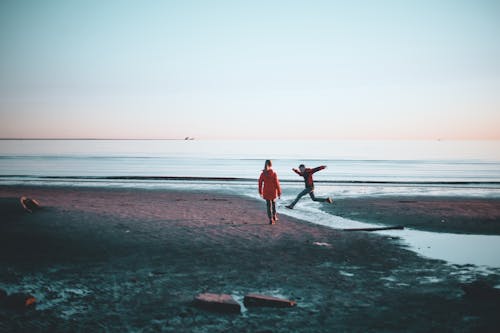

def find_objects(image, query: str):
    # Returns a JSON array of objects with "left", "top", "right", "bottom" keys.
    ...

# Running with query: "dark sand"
[
  {"left": 1, "top": 186, "right": 499, "bottom": 332},
  {"left": 328, "top": 196, "right": 500, "bottom": 235}
]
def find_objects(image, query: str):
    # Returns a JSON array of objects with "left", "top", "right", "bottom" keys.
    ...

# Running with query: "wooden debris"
[
  {"left": 342, "top": 225, "right": 404, "bottom": 232},
  {"left": 20, "top": 196, "right": 41, "bottom": 213},
  {"left": 193, "top": 293, "right": 241, "bottom": 314},
  {"left": 243, "top": 293, "right": 297, "bottom": 308}
]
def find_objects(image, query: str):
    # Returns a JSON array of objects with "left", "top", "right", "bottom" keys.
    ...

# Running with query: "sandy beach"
[{"left": 1, "top": 185, "right": 499, "bottom": 332}]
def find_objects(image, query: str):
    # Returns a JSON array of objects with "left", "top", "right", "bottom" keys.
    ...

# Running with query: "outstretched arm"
[
  {"left": 311, "top": 165, "right": 327, "bottom": 174},
  {"left": 292, "top": 168, "right": 302, "bottom": 176}
]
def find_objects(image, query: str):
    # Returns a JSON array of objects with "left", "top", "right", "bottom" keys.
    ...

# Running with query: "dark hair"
[
  {"left": 264, "top": 160, "right": 272, "bottom": 170},
  {"left": 299, "top": 164, "right": 305, "bottom": 168}
]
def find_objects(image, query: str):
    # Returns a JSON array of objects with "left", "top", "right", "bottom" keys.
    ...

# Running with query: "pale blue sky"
[{"left": 0, "top": 0, "right": 499, "bottom": 139}]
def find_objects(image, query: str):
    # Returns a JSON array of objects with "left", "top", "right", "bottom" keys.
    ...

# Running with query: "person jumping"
[{"left": 286, "top": 164, "right": 333, "bottom": 209}]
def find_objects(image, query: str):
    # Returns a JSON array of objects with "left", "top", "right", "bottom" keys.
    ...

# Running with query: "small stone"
[
  {"left": 20, "top": 196, "right": 41, "bottom": 213},
  {"left": 313, "top": 242, "right": 332, "bottom": 247},
  {"left": 193, "top": 293, "right": 240, "bottom": 314},
  {"left": 243, "top": 294, "right": 297, "bottom": 308},
  {"left": 4, "top": 293, "right": 36, "bottom": 310}
]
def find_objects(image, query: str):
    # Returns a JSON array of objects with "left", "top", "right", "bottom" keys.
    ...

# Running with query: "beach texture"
[
  {"left": 1, "top": 186, "right": 499, "bottom": 332},
  {"left": 330, "top": 196, "right": 500, "bottom": 235}
]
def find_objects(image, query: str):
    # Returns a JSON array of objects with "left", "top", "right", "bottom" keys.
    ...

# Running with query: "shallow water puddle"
[
  {"left": 379, "top": 229, "right": 500, "bottom": 268},
  {"left": 274, "top": 198, "right": 500, "bottom": 268}
]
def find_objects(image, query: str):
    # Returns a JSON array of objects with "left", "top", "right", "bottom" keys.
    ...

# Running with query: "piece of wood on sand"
[
  {"left": 342, "top": 225, "right": 404, "bottom": 232},
  {"left": 20, "top": 196, "right": 41, "bottom": 213},
  {"left": 193, "top": 293, "right": 241, "bottom": 314},
  {"left": 243, "top": 293, "right": 297, "bottom": 308}
]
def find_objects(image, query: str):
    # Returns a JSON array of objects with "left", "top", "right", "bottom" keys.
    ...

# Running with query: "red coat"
[{"left": 258, "top": 169, "right": 282, "bottom": 200}]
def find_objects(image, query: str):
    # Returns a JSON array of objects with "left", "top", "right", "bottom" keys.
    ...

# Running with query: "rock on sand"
[{"left": 193, "top": 293, "right": 241, "bottom": 314}]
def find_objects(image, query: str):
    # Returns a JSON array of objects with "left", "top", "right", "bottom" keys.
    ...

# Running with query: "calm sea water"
[
  {"left": 1, "top": 139, "right": 500, "bottom": 198},
  {"left": 1, "top": 139, "right": 500, "bottom": 181},
  {"left": 2, "top": 139, "right": 500, "bottom": 267}
]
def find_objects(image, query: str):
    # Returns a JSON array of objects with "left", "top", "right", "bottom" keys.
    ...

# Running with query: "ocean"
[
  {"left": 1, "top": 139, "right": 500, "bottom": 268},
  {"left": 1, "top": 139, "right": 500, "bottom": 187}
]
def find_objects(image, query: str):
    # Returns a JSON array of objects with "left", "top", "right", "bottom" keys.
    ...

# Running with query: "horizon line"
[{"left": 1, "top": 138, "right": 500, "bottom": 141}]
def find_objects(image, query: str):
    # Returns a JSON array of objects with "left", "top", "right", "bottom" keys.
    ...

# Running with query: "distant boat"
[{"left": 184, "top": 137, "right": 195, "bottom": 140}]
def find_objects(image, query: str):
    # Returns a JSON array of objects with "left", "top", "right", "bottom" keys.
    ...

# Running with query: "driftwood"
[
  {"left": 342, "top": 225, "right": 404, "bottom": 232},
  {"left": 193, "top": 293, "right": 241, "bottom": 314},
  {"left": 243, "top": 294, "right": 296, "bottom": 308}
]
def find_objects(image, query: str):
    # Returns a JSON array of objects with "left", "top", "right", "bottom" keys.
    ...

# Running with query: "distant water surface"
[{"left": 1, "top": 139, "right": 499, "bottom": 183}]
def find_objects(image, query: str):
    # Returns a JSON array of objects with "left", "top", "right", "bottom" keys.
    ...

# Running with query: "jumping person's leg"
[
  {"left": 309, "top": 190, "right": 333, "bottom": 204},
  {"left": 309, "top": 190, "right": 326, "bottom": 202},
  {"left": 287, "top": 188, "right": 312, "bottom": 209}
]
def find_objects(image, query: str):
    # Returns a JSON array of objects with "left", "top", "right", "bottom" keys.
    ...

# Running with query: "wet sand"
[
  {"left": 329, "top": 196, "right": 500, "bottom": 235},
  {"left": 0, "top": 185, "right": 499, "bottom": 332}
]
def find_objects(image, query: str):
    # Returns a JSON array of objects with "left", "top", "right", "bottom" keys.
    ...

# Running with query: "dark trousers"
[
  {"left": 266, "top": 199, "right": 277, "bottom": 220},
  {"left": 289, "top": 187, "right": 328, "bottom": 208}
]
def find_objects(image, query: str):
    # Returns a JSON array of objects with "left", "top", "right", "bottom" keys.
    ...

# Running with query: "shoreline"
[
  {"left": 4, "top": 175, "right": 500, "bottom": 185},
  {"left": 1, "top": 185, "right": 499, "bottom": 332},
  {"left": 329, "top": 196, "right": 500, "bottom": 235}
]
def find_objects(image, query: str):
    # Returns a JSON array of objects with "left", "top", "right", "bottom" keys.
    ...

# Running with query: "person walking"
[
  {"left": 286, "top": 164, "right": 333, "bottom": 209},
  {"left": 258, "top": 160, "right": 282, "bottom": 224}
]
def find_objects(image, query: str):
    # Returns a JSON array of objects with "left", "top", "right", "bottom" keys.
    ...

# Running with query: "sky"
[{"left": 0, "top": 0, "right": 499, "bottom": 140}]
